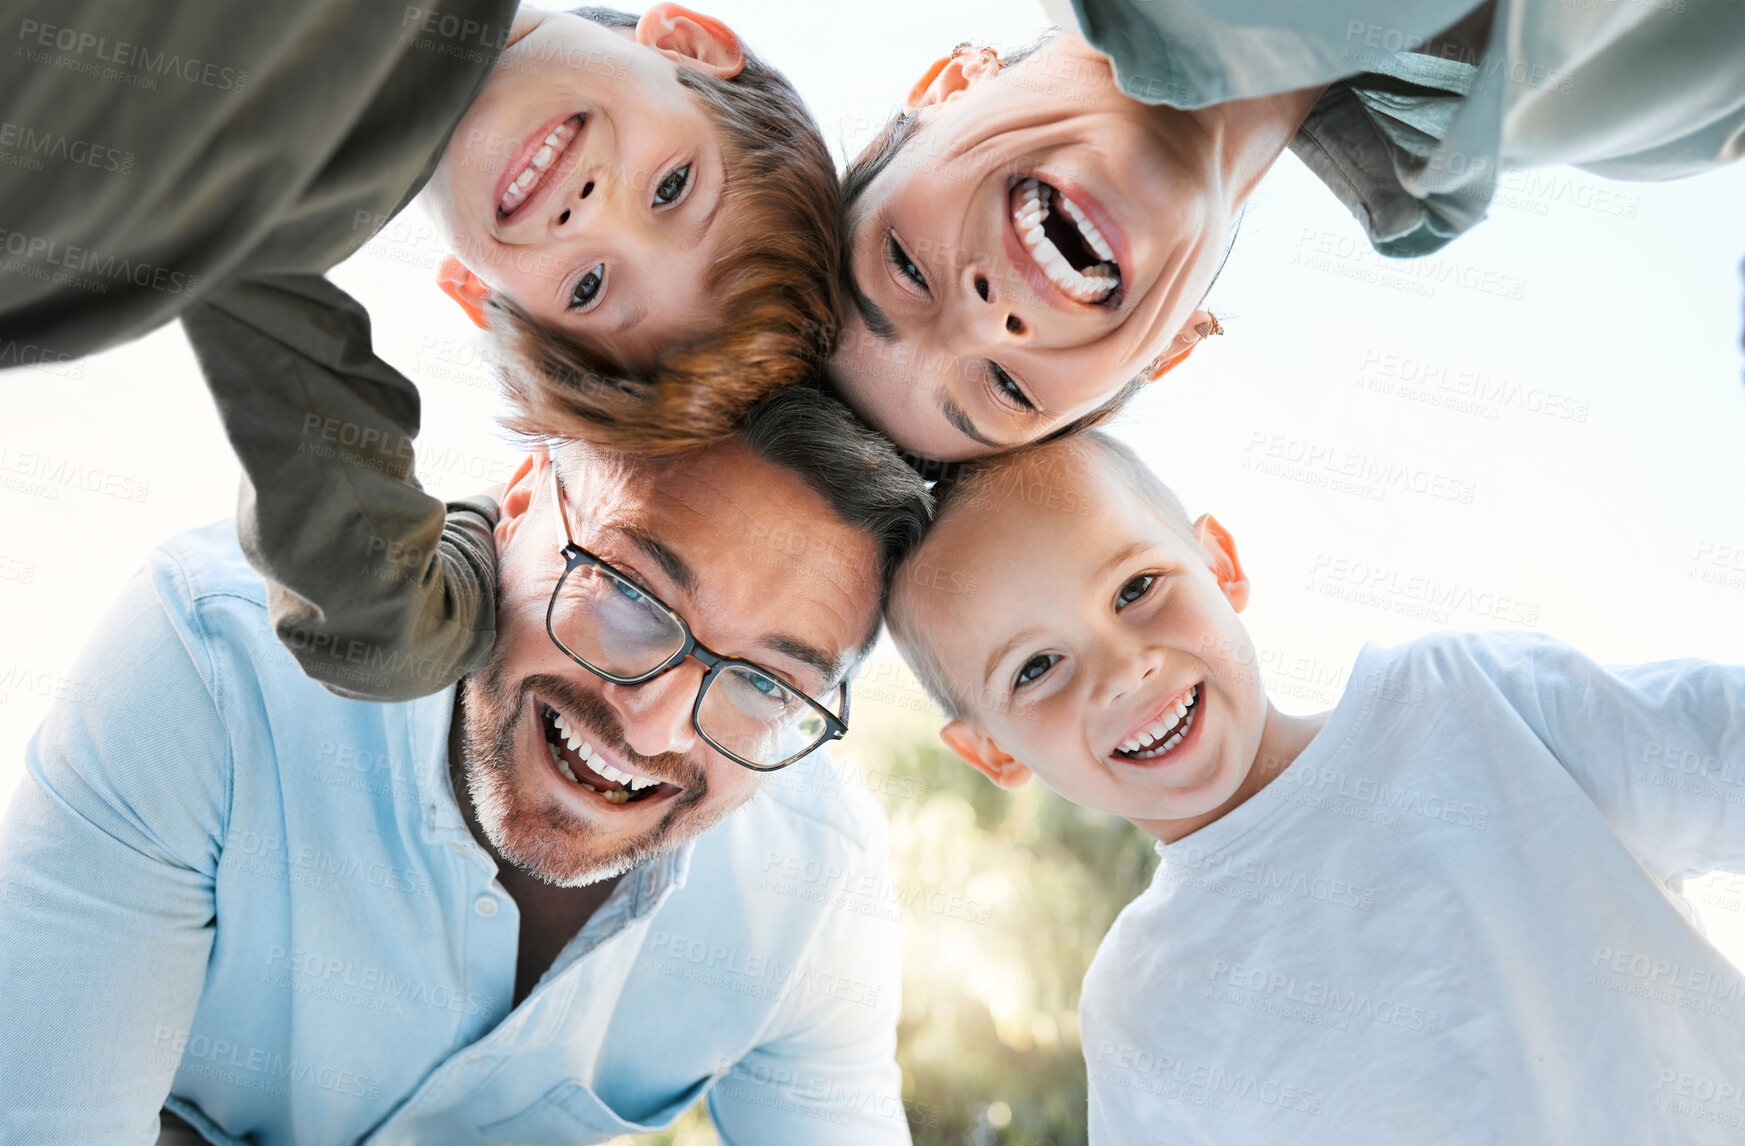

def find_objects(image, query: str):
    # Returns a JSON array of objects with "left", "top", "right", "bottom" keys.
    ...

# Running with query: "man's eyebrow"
[
  {"left": 621, "top": 527, "right": 695, "bottom": 596},
  {"left": 983, "top": 625, "right": 1046, "bottom": 693},
  {"left": 942, "top": 393, "right": 1003, "bottom": 450},
  {"left": 760, "top": 634, "right": 844, "bottom": 691}
]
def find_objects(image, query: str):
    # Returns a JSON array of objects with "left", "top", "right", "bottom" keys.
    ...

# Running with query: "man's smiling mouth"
[
  {"left": 498, "top": 114, "right": 584, "bottom": 218},
  {"left": 1113, "top": 684, "right": 1202, "bottom": 762},
  {"left": 538, "top": 700, "right": 677, "bottom": 806},
  {"left": 1009, "top": 176, "right": 1120, "bottom": 305}
]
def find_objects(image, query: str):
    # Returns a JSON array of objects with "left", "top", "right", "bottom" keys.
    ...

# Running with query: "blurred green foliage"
[{"left": 615, "top": 652, "right": 1160, "bottom": 1146}]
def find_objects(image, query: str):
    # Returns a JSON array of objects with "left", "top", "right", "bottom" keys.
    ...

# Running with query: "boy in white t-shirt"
[{"left": 887, "top": 432, "right": 1745, "bottom": 1144}]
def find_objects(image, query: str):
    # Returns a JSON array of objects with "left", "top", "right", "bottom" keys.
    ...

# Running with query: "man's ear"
[
  {"left": 494, "top": 451, "right": 543, "bottom": 551},
  {"left": 437, "top": 256, "right": 492, "bottom": 330},
  {"left": 905, "top": 47, "right": 1003, "bottom": 113},
  {"left": 636, "top": 4, "right": 744, "bottom": 79},
  {"left": 1193, "top": 514, "right": 1251, "bottom": 612},
  {"left": 940, "top": 720, "right": 1033, "bottom": 790},
  {"left": 1141, "top": 309, "right": 1217, "bottom": 382}
]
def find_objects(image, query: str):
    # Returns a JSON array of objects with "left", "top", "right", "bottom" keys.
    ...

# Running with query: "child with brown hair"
[{"left": 0, "top": 3, "right": 843, "bottom": 700}]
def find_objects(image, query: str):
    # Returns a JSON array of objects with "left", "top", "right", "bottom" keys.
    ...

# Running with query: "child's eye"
[
  {"left": 1116, "top": 574, "right": 1155, "bottom": 609},
  {"left": 887, "top": 234, "right": 928, "bottom": 295},
  {"left": 988, "top": 362, "right": 1035, "bottom": 411},
  {"left": 653, "top": 164, "right": 691, "bottom": 207},
  {"left": 1013, "top": 652, "right": 1060, "bottom": 690},
  {"left": 569, "top": 264, "right": 606, "bottom": 311}
]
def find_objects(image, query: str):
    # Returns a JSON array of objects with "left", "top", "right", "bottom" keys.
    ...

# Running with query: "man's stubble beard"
[{"left": 457, "top": 661, "right": 732, "bottom": 888}]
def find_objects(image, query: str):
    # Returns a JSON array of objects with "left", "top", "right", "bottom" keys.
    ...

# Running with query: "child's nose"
[
  {"left": 948, "top": 263, "right": 1031, "bottom": 350},
  {"left": 1095, "top": 645, "right": 1161, "bottom": 708},
  {"left": 551, "top": 176, "right": 600, "bottom": 230}
]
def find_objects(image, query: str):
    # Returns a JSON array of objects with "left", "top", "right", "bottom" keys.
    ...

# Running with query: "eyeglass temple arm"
[{"left": 548, "top": 458, "right": 575, "bottom": 550}]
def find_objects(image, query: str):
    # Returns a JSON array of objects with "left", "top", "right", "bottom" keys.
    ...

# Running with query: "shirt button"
[{"left": 473, "top": 894, "right": 499, "bottom": 918}]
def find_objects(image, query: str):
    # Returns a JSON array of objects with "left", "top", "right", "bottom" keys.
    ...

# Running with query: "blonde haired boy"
[{"left": 890, "top": 432, "right": 1745, "bottom": 1144}]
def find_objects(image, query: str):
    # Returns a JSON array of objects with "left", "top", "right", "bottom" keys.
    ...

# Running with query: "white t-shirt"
[{"left": 1082, "top": 632, "right": 1745, "bottom": 1144}]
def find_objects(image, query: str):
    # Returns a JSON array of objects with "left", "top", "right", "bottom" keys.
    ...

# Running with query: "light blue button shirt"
[{"left": 0, "top": 522, "right": 909, "bottom": 1146}]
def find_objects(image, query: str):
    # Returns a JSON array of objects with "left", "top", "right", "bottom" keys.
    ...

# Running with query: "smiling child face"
[
  {"left": 893, "top": 440, "right": 1268, "bottom": 823},
  {"left": 423, "top": 5, "right": 740, "bottom": 367}
]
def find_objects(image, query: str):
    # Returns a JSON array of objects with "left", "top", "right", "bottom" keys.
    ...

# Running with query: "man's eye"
[
  {"left": 887, "top": 235, "right": 928, "bottom": 295},
  {"left": 1014, "top": 653, "right": 1060, "bottom": 689},
  {"left": 1116, "top": 574, "right": 1155, "bottom": 609},
  {"left": 569, "top": 264, "right": 605, "bottom": 311},
  {"left": 653, "top": 164, "right": 691, "bottom": 206},
  {"left": 989, "top": 362, "right": 1035, "bottom": 411}
]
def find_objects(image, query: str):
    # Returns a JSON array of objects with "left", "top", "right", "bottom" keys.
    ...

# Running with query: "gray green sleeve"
[{"left": 182, "top": 273, "right": 495, "bottom": 701}]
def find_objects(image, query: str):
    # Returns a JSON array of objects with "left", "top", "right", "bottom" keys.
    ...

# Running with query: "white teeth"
[
  {"left": 497, "top": 118, "right": 577, "bottom": 216},
  {"left": 1117, "top": 691, "right": 1200, "bottom": 760},
  {"left": 1056, "top": 192, "right": 1116, "bottom": 261},
  {"left": 602, "top": 788, "right": 630, "bottom": 804},
  {"left": 1012, "top": 177, "right": 1120, "bottom": 304}
]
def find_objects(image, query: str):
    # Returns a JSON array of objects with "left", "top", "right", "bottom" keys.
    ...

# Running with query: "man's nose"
[
  {"left": 602, "top": 663, "right": 701, "bottom": 758},
  {"left": 945, "top": 263, "right": 1032, "bottom": 350}
]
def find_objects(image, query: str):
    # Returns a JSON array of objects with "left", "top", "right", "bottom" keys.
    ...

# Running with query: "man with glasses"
[{"left": 0, "top": 385, "right": 932, "bottom": 1145}]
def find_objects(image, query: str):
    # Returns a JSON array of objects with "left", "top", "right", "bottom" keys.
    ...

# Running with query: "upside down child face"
[
  {"left": 832, "top": 33, "right": 1226, "bottom": 460},
  {"left": 894, "top": 447, "right": 1270, "bottom": 824},
  {"left": 422, "top": 5, "right": 742, "bottom": 367}
]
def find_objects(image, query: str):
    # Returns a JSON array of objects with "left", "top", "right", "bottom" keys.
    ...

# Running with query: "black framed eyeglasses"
[{"left": 543, "top": 463, "right": 849, "bottom": 772}]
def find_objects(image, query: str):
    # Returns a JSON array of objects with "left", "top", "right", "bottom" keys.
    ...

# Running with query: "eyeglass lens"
[{"left": 551, "top": 563, "right": 829, "bottom": 767}]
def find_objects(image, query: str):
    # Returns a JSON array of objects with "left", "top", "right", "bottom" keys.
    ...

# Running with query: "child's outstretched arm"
[
  {"left": 183, "top": 273, "right": 496, "bottom": 702},
  {"left": 1499, "top": 634, "right": 1745, "bottom": 878}
]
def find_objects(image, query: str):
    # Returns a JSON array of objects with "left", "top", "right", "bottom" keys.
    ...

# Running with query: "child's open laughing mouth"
[
  {"left": 531, "top": 694, "right": 684, "bottom": 809},
  {"left": 1005, "top": 174, "right": 1125, "bottom": 309},
  {"left": 1111, "top": 683, "right": 1203, "bottom": 765},
  {"left": 496, "top": 113, "right": 587, "bottom": 220}
]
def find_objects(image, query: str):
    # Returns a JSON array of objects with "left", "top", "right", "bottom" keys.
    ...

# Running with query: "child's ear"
[
  {"left": 939, "top": 721, "right": 1033, "bottom": 790},
  {"left": 636, "top": 4, "right": 744, "bottom": 79},
  {"left": 1193, "top": 514, "right": 1251, "bottom": 612},
  {"left": 1141, "top": 309, "right": 1217, "bottom": 382},
  {"left": 905, "top": 46, "right": 1003, "bottom": 113},
  {"left": 493, "top": 452, "right": 543, "bottom": 551},
  {"left": 436, "top": 256, "right": 492, "bottom": 330}
]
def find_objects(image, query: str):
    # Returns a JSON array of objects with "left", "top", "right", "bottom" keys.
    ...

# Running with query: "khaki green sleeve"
[{"left": 182, "top": 272, "right": 496, "bottom": 701}]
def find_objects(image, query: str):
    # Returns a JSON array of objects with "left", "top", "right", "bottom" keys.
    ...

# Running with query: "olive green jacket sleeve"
[{"left": 183, "top": 273, "right": 495, "bottom": 701}]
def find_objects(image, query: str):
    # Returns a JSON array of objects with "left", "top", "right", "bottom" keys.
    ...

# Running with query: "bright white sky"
[{"left": 3, "top": 0, "right": 1744, "bottom": 958}]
